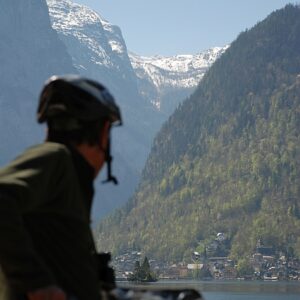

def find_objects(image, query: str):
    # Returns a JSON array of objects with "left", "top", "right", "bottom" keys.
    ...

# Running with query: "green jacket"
[{"left": 0, "top": 142, "right": 100, "bottom": 299}]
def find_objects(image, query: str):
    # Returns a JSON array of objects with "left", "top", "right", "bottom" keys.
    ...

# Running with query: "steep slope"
[
  {"left": 47, "top": 0, "right": 137, "bottom": 96},
  {"left": 130, "top": 47, "right": 228, "bottom": 115},
  {"left": 0, "top": 0, "right": 75, "bottom": 165},
  {"left": 46, "top": 0, "right": 223, "bottom": 220},
  {"left": 96, "top": 5, "right": 300, "bottom": 262},
  {"left": 0, "top": 0, "right": 222, "bottom": 223},
  {"left": 47, "top": 0, "right": 163, "bottom": 219}
]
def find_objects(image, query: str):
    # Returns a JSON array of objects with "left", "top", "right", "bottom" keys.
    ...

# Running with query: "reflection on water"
[{"left": 118, "top": 280, "right": 300, "bottom": 300}]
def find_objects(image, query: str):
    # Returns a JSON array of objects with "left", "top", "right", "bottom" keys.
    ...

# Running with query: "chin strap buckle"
[{"left": 102, "top": 138, "right": 118, "bottom": 185}]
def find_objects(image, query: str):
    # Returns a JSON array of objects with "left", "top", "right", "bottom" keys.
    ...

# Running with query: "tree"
[{"left": 128, "top": 257, "right": 157, "bottom": 282}]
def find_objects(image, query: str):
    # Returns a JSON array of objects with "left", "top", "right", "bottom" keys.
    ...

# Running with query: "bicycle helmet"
[
  {"left": 37, "top": 75, "right": 122, "bottom": 184},
  {"left": 38, "top": 75, "right": 121, "bottom": 125}
]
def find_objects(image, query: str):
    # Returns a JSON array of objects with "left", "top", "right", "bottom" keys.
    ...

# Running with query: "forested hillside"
[{"left": 96, "top": 5, "right": 300, "bottom": 262}]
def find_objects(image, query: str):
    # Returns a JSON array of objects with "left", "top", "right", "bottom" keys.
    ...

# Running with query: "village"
[{"left": 112, "top": 234, "right": 300, "bottom": 282}]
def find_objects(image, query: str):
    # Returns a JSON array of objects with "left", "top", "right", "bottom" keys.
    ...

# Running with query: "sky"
[{"left": 75, "top": 0, "right": 296, "bottom": 56}]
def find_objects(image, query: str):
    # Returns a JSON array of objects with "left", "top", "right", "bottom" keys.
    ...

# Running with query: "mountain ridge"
[
  {"left": 129, "top": 46, "right": 228, "bottom": 113},
  {"left": 96, "top": 4, "right": 300, "bottom": 262},
  {"left": 46, "top": 0, "right": 226, "bottom": 220},
  {"left": 47, "top": 0, "right": 163, "bottom": 219}
]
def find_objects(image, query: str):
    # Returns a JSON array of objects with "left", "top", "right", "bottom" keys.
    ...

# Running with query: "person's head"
[{"left": 37, "top": 75, "right": 122, "bottom": 181}]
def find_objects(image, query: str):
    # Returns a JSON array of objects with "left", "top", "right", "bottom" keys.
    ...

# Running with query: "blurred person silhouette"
[{"left": 0, "top": 75, "right": 122, "bottom": 300}]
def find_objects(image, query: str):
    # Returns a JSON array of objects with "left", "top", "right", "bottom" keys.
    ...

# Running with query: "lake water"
[{"left": 118, "top": 280, "right": 300, "bottom": 300}]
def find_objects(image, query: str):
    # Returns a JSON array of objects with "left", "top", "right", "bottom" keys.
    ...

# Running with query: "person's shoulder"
[
  {"left": 0, "top": 143, "right": 73, "bottom": 185},
  {"left": 11, "top": 142, "right": 72, "bottom": 168},
  {"left": 27, "top": 142, "right": 71, "bottom": 159}
]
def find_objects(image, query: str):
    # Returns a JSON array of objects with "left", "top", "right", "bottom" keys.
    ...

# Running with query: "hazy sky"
[{"left": 74, "top": 0, "right": 296, "bottom": 56}]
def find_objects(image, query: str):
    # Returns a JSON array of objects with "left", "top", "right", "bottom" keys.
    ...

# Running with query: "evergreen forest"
[{"left": 96, "top": 5, "right": 300, "bottom": 264}]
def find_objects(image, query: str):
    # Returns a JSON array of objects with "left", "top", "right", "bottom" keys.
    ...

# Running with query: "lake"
[{"left": 118, "top": 280, "right": 300, "bottom": 300}]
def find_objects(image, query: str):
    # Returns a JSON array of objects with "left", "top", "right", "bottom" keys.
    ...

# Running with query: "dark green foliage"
[
  {"left": 96, "top": 5, "right": 300, "bottom": 262},
  {"left": 127, "top": 257, "right": 157, "bottom": 282}
]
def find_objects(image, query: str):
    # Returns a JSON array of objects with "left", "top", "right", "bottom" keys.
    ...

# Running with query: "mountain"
[
  {"left": 96, "top": 5, "right": 300, "bottom": 262},
  {"left": 0, "top": 0, "right": 75, "bottom": 165},
  {"left": 47, "top": 0, "right": 166, "bottom": 219},
  {"left": 129, "top": 47, "right": 228, "bottom": 115},
  {"left": 0, "top": 0, "right": 225, "bottom": 222},
  {"left": 46, "top": 0, "right": 224, "bottom": 220},
  {"left": 47, "top": 0, "right": 137, "bottom": 98}
]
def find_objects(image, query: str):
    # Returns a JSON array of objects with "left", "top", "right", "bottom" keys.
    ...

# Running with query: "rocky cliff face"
[
  {"left": 47, "top": 0, "right": 162, "bottom": 219},
  {"left": 0, "top": 0, "right": 74, "bottom": 92},
  {"left": 130, "top": 47, "right": 228, "bottom": 115},
  {"left": 0, "top": 0, "right": 75, "bottom": 165},
  {"left": 47, "top": 0, "right": 137, "bottom": 98}
]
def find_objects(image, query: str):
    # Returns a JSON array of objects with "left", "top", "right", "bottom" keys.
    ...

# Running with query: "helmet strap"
[{"left": 102, "top": 136, "right": 118, "bottom": 185}]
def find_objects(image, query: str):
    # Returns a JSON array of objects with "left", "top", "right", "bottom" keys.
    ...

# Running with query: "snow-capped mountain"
[
  {"left": 0, "top": 0, "right": 228, "bottom": 221},
  {"left": 130, "top": 47, "right": 228, "bottom": 88},
  {"left": 47, "top": 0, "right": 136, "bottom": 94},
  {"left": 46, "top": 0, "right": 230, "bottom": 220},
  {"left": 130, "top": 46, "right": 229, "bottom": 113},
  {"left": 47, "top": 0, "right": 163, "bottom": 220}
]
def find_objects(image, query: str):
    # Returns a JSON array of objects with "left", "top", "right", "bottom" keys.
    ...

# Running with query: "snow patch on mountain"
[
  {"left": 129, "top": 46, "right": 229, "bottom": 113},
  {"left": 46, "top": 0, "right": 163, "bottom": 220},
  {"left": 130, "top": 46, "right": 229, "bottom": 90},
  {"left": 47, "top": 0, "right": 128, "bottom": 70}
]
